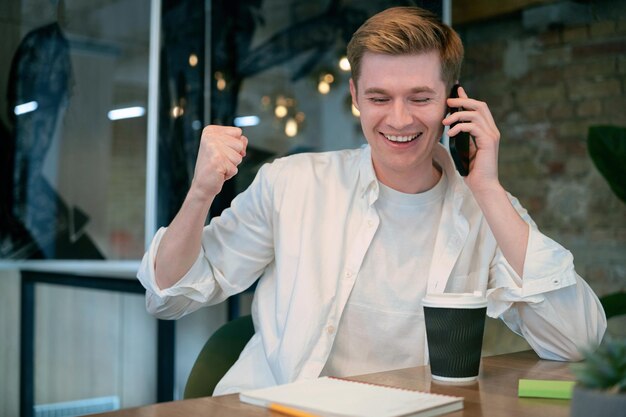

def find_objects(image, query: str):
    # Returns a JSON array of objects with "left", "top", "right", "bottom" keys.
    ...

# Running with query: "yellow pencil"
[{"left": 268, "top": 402, "right": 321, "bottom": 417}]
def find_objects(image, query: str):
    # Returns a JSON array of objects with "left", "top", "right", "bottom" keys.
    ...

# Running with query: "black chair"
[{"left": 183, "top": 315, "right": 255, "bottom": 398}]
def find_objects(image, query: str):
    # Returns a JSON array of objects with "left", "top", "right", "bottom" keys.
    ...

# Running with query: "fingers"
[
  {"left": 219, "top": 138, "right": 247, "bottom": 180},
  {"left": 457, "top": 85, "right": 469, "bottom": 99},
  {"left": 192, "top": 125, "right": 249, "bottom": 197},
  {"left": 202, "top": 125, "right": 247, "bottom": 153},
  {"left": 445, "top": 111, "right": 488, "bottom": 138},
  {"left": 240, "top": 135, "right": 248, "bottom": 157},
  {"left": 442, "top": 89, "right": 501, "bottom": 185},
  {"left": 443, "top": 89, "right": 499, "bottom": 141},
  {"left": 201, "top": 126, "right": 248, "bottom": 160},
  {"left": 203, "top": 124, "right": 243, "bottom": 137}
]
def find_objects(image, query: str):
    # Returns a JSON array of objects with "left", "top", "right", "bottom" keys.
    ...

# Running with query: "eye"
[
  {"left": 367, "top": 97, "right": 389, "bottom": 103},
  {"left": 410, "top": 97, "right": 431, "bottom": 103}
]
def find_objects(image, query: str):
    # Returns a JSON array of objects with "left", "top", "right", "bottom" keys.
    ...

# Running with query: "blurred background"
[{"left": 0, "top": 0, "right": 624, "bottom": 416}]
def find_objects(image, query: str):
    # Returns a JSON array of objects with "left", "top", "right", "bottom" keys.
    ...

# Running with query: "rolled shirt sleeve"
[
  {"left": 137, "top": 227, "right": 230, "bottom": 319},
  {"left": 486, "top": 196, "right": 606, "bottom": 361}
]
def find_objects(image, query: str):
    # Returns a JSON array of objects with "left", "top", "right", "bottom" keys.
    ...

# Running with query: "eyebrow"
[{"left": 363, "top": 86, "right": 437, "bottom": 95}]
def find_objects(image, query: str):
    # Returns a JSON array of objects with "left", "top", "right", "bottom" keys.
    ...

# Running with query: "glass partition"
[
  {"left": 0, "top": 0, "right": 443, "bottom": 262},
  {"left": 0, "top": 0, "right": 152, "bottom": 262},
  {"left": 158, "top": 0, "right": 371, "bottom": 224}
]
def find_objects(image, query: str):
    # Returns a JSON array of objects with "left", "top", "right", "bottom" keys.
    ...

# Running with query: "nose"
[{"left": 387, "top": 100, "right": 413, "bottom": 130}]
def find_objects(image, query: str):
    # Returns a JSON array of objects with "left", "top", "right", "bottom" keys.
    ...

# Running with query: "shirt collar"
[
  {"left": 357, "top": 145, "right": 379, "bottom": 205},
  {"left": 358, "top": 142, "right": 469, "bottom": 206},
  {"left": 432, "top": 142, "right": 471, "bottom": 201}
]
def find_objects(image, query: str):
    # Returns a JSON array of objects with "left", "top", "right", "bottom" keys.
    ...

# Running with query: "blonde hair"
[{"left": 347, "top": 6, "right": 463, "bottom": 90}]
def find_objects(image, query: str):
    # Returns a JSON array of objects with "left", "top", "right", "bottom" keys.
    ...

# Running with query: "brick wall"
[{"left": 459, "top": 2, "right": 626, "bottom": 297}]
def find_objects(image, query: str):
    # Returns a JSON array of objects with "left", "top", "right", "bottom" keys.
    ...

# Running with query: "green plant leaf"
[
  {"left": 572, "top": 336, "right": 626, "bottom": 393},
  {"left": 586, "top": 354, "right": 619, "bottom": 380},
  {"left": 587, "top": 125, "right": 626, "bottom": 204}
]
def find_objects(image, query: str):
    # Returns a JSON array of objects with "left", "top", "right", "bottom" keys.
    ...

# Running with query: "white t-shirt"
[{"left": 321, "top": 172, "right": 447, "bottom": 377}]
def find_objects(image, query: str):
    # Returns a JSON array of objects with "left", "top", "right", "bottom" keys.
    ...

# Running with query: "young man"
[{"left": 138, "top": 7, "right": 606, "bottom": 395}]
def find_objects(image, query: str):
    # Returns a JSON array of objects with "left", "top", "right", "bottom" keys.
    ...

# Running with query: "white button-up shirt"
[{"left": 137, "top": 143, "right": 606, "bottom": 395}]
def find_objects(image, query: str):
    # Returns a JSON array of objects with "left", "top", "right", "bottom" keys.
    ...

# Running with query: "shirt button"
[
  {"left": 327, "top": 325, "right": 336, "bottom": 334},
  {"left": 553, "top": 279, "right": 560, "bottom": 285},
  {"left": 345, "top": 270, "right": 353, "bottom": 278},
  {"left": 367, "top": 219, "right": 375, "bottom": 227}
]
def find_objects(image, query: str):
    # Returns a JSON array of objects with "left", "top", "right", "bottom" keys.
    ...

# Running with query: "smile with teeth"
[{"left": 383, "top": 133, "right": 421, "bottom": 143}]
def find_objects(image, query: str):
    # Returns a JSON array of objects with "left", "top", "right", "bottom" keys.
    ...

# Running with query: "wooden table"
[{"left": 92, "top": 350, "right": 575, "bottom": 417}]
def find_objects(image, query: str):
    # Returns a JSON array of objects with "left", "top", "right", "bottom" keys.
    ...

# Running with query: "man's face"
[{"left": 350, "top": 51, "right": 448, "bottom": 187}]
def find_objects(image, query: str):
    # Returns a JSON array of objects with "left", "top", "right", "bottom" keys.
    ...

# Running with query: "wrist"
[
  {"left": 467, "top": 178, "right": 505, "bottom": 202},
  {"left": 187, "top": 180, "right": 218, "bottom": 208}
]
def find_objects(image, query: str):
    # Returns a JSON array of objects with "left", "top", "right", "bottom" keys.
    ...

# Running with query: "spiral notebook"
[{"left": 239, "top": 376, "right": 463, "bottom": 417}]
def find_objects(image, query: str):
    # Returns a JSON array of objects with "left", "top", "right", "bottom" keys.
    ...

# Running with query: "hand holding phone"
[{"left": 448, "top": 84, "right": 472, "bottom": 176}]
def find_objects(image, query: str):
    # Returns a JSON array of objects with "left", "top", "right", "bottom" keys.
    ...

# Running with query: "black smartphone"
[{"left": 448, "top": 84, "right": 471, "bottom": 176}]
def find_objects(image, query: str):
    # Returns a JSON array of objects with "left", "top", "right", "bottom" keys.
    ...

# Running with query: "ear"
[{"left": 349, "top": 78, "right": 358, "bottom": 110}]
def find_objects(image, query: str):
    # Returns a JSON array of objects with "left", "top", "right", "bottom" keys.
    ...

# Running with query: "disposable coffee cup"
[{"left": 422, "top": 291, "right": 487, "bottom": 382}]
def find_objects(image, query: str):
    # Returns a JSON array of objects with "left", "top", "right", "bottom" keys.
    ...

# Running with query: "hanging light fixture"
[
  {"left": 189, "top": 53, "right": 198, "bottom": 67},
  {"left": 215, "top": 71, "right": 226, "bottom": 90},
  {"left": 318, "top": 81, "right": 330, "bottom": 94},
  {"left": 285, "top": 118, "right": 298, "bottom": 137},
  {"left": 339, "top": 56, "right": 351, "bottom": 72}
]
